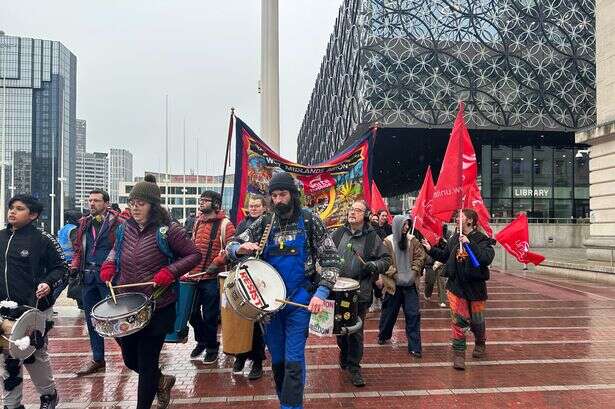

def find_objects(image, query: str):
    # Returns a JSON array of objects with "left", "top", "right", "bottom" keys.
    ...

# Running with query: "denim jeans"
[
  {"left": 82, "top": 283, "right": 110, "bottom": 362},
  {"left": 378, "top": 284, "right": 422, "bottom": 353}
]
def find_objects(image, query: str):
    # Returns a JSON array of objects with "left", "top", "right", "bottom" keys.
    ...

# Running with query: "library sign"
[{"left": 513, "top": 187, "right": 551, "bottom": 198}]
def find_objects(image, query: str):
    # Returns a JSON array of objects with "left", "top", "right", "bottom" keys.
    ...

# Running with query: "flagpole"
[
  {"left": 458, "top": 101, "right": 464, "bottom": 253},
  {"left": 220, "top": 107, "right": 235, "bottom": 201}
]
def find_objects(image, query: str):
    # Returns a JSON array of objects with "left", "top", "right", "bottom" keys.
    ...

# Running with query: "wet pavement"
[{"left": 12, "top": 268, "right": 615, "bottom": 408}]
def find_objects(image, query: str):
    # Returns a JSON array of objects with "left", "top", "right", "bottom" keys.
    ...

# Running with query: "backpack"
[{"left": 114, "top": 223, "right": 175, "bottom": 272}]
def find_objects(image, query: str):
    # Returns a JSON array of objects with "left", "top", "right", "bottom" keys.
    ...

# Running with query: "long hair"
[
  {"left": 397, "top": 219, "right": 409, "bottom": 251},
  {"left": 148, "top": 202, "right": 172, "bottom": 227}
]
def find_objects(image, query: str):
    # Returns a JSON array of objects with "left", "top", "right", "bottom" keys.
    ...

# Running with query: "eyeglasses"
[
  {"left": 349, "top": 207, "right": 366, "bottom": 213},
  {"left": 199, "top": 198, "right": 213, "bottom": 203}
]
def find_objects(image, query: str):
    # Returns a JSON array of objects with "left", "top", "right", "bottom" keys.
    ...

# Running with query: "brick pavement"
[{"left": 8, "top": 269, "right": 615, "bottom": 408}]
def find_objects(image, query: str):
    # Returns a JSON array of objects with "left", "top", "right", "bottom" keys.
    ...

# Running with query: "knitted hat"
[
  {"left": 268, "top": 172, "right": 299, "bottom": 195},
  {"left": 129, "top": 174, "right": 161, "bottom": 204}
]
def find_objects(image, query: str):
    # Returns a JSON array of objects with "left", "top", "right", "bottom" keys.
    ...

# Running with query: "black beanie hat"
[
  {"left": 129, "top": 174, "right": 161, "bottom": 204},
  {"left": 268, "top": 172, "right": 299, "bottom": 195}
]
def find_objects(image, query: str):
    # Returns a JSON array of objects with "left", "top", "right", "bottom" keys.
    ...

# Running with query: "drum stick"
[
  {"left": 183, "top": 271, "right": 210, "bottom": 279},
  {"left": 107, "top": 281, "right": 117, "bottom": 304},
  {"left": 113, "top": 282, "right": 155, "bottom": 289},
  {"left": 275, "top": 298, "right": 310, "bottom": 310},
  {"left": 349, "top": 247, "right": 366, "bottom": 265}
]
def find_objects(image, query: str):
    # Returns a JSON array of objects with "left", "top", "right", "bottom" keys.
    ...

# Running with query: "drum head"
[
  {"left": 236, "top": 259, "right": 286, "bottom": 312},
  {"left": 218, "top": 271, "right": 229, "bottom": 278},
  {"left": 92, "top": 292, "right": 149, "bottom": 319},
  {"left": 333, "top": 277, "right": 360, "bottom": 291},
  {"left": 8, "top": 308, "right": 46, "bottom": 360}
]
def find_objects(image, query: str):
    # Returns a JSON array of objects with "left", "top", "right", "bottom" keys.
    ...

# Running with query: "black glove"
[{"left": 363, "top": 261, "right": 378, "bottom": 275}]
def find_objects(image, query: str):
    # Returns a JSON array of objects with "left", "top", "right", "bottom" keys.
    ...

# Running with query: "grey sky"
[{"left": 2, "top": 0, "right": 342, "bottom": 176}]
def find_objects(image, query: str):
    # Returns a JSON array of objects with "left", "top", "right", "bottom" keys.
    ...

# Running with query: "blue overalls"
[{"left": 262, "top": 217, "right": 312, "bottom": 409}]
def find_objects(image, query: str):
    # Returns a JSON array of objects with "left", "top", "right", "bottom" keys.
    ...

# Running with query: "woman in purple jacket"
[{"left": 100, "top": 175, "right": 201, "bottom": 409}]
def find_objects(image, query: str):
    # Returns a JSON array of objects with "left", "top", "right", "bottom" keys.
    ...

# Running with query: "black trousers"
[
  {"left": 336, "top": 302, "right": 369, "bottom": 371},
  {"left": 119, "top": 303, "right": 175, "bottom": 409},
  {"left": 236, "top": 323, "right": 266, "bottom": 363}
]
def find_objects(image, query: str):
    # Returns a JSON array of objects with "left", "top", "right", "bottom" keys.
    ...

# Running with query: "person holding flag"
[{"left": 421, "top": 209, "right": 495, "bottom": 371}]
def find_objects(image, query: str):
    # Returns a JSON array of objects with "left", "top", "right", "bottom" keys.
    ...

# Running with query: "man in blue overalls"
[{"left": 228, "top": 172, "right": 340, "bottom": 409}]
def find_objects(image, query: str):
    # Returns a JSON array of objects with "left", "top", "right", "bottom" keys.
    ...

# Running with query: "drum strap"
[{"left": 198, "top": 219, "right": 221, "bottom": 272}]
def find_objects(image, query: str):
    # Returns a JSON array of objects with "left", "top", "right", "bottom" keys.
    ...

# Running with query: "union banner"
[{"left": 230, "top": 118, "right": 375, "bottom": 228}]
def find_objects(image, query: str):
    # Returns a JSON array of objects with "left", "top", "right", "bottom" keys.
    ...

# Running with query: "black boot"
[{"left": 248, "top": 360, "right": 263, "bottom": 380}]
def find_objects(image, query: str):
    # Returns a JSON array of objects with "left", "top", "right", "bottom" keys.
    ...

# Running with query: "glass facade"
[
  {"left": 0, "top": 34, "right": 77, "bottom": 231},
  {"left": 482, "top": 145, "right": 589, "bottom": 220}
]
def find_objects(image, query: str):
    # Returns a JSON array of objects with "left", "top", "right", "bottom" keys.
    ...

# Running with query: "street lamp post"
[{"left": 1, "top": 37, "right": 9, "bottom": 225}]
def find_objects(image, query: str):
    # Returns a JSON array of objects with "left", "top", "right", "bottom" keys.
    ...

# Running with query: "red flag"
[
  {"left": 431, "top": 103, "right": 477, "bottom": 221},
  {"left": 463, "top": 183, "right": 493, "bottom": 237},
  {"left": 370, "top": 182, "right": 392, "bottom": 223},
  {"left": 495, "top": 213, "right": 545, "bottom": 265},
  {"left": 411, "top": 167, "right": 443, "bottom": 245}
]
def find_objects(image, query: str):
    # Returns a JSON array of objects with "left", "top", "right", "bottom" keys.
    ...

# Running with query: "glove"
[
  {"left": 99, "top": 261, "right": 116, "bottom": 282},
  {"left": 153, "top": 267, "right": 175, "bottom": 287},
  {"left": 363, "top": 261, "right": 378, "bottom": 276}
]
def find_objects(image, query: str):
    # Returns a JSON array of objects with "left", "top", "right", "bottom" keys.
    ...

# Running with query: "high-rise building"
[
  {"left": 74, "top": 118, "right": 87, "bottom": 208},
  {"left": 109, "top": 148, "right": 133, "bottom": 204},
  {"left": 75, "top": 152, "right": 108, "bottom": 210},
  {"left": 0, "top": 32, "right": 77, "bottom": 231}
]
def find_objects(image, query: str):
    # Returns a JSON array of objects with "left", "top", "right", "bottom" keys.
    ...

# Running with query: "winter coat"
[
  {"left": 331, "top": 223, "right": 391, "bottom": 304},
  {"left": 71, "top": 210, "right": 126, "bottom": 271},
  {"left": 380, "top": 234, "right": 426, "bottom": 296},
  {"left": 0, "top": 223, "right": 67, "bottom": 310},
  {"left": 106, "top": 219, "right": 201, "bottom": 309},
  {"left": 427, "top": 229, "right": 495, "bottom": 301},
  {"left": 187, "top": 211, "right": 235, "bottom": 280}
]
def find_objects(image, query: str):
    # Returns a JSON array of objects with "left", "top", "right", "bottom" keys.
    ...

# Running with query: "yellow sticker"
[
  {"left": 341, "top": 301, "right": 350, "bottom": 308},
  {"left": 344, "top": 312, "right": 351, "bottom": 320}
]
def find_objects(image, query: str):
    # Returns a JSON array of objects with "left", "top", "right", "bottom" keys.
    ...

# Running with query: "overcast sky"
[{"left": 2, "top": 0, "right": 342, "bottom": 176}]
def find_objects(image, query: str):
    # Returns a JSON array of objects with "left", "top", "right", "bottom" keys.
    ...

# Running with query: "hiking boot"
[
  {"left": 203, "top": 350, "right": 218, "bottom": 364},
  {"left": 453, "top": 351, "right": 465, "bottom": 371},
  {"left": 472, "top": 343, "right": 486, "bottom": 359},
  {"left": 409, "top": 350, "right": 422, "bottom": 359},
  {"left": 248, "top": 361, "right": 263, "bottom": 380},
  {"left": 76, "top": 360, "right": 105, "bottom": 376},
  {"left": 157, "top": 373, "right": 176, "bottom": 409},
  {"left": 190, "top": 344, "right": 206, "bottom": 358},
  {"left": 377, "top": 338, "right": 387, "bottom": 345},
  {"left": 39, "top": 392, "right": 59, "bottom": 409},
  {"left": 349, "top": 370, "right": 366, "bottom": 387},
  {"left": 233, "top": 356, "right": 247, "bottom": 374}
]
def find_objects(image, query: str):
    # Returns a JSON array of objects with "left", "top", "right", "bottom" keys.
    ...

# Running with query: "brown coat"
[{"left": 380, "top": 234, "right": 426, "bottom": 296}]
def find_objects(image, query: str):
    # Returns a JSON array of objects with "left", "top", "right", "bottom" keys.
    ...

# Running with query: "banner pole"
[
  {"left": 220, "top": 107, "right": 235, "bottom": 202},
  {"left": 458, "top": 101, "right": 464, "bottom": 252}
]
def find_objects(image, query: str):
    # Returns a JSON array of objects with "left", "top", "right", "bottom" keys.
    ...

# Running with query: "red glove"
[
  {"left": 100, "top": 261, "right": 116, "bottom": 282},
  {"left": 153, "top": 267, "right": 175, "bottom": 287}
]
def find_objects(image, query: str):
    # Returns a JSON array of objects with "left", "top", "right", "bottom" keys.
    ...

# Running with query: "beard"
[
  {"left": 274, "top": 201, "right": 292, "bottom": 216},
  {"left": 200, "top": 206, "right": 214, "bottom": 214}
]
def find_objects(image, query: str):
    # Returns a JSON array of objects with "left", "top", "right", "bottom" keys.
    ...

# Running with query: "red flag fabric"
[
  {"left": 495, "top": 213, "right": 545, "bottom": 265},
  {"left": 463, "top": 183, "right": 493, "bottom": 237},
  {"left": 431, "top": 103, "right": 477, "bottom": 221},
  {"left": 370, "top": 182, "right": 392, "bottom": 223},
  {"left": 411, "top": 167, "right": 443, "bottom": 245}
]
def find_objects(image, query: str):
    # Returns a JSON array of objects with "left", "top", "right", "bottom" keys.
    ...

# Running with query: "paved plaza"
[{"left": 14, "top": 268, "right": 615, "bottom": 408}]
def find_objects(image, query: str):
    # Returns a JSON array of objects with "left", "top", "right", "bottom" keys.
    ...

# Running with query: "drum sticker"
[
  {"left": 309, "top": 299, "right": 335, "bottom": 337},
  {"left": 340, "top": 300, "right": 350, "bottom": 308},
  {"left": 221, "top": 292, "right": 227, "bottom": 309},
  {"left": 238, "top": 268, "right": 265, "bottom": 308}
]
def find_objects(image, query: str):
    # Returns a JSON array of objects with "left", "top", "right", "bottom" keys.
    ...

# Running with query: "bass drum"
[{"left": 224, "top": 258, "right": 286, "bottom": 321}]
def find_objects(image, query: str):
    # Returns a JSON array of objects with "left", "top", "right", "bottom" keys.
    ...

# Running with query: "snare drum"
[
  {"left": 91, "top": 292, "right": 153, "bottom": 338},
  {"left": 0, "top": 308, "right": 46, "bottom": 360},
  {"left": 219, "top": 272, "right": 253, "bottom": 354},
  {"left": 224, "top": 258, "right": 286, "bottom": 321},
  {"left": 329, "top": 277, "right": 362, "bottom": 335}
]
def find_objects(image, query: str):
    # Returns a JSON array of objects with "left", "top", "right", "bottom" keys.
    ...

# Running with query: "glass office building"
[
  {"left": 298, "top": 0, "right": 594, "bottom": 220},
  {"left": 0, "top": 32, "right": 77, "bottom": 230}
]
